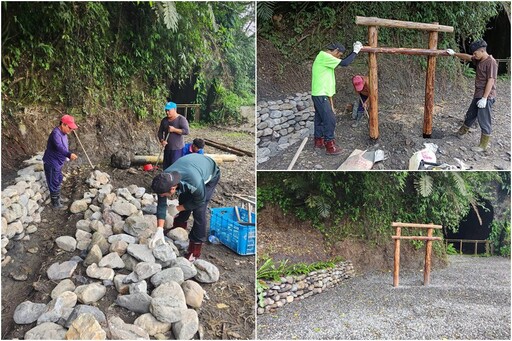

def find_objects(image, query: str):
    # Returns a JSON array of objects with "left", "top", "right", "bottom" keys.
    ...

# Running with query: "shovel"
[{"left": 153, "top": 132, "right": 169, "bottom": 171}]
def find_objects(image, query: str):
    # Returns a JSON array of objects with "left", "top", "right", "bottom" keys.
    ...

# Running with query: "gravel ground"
[{"left": 257, "top": 256, "right": 511, "bottom": 340}]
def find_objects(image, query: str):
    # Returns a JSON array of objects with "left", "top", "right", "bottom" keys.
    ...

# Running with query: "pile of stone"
[
  {"left": 1, "top": 154, "right": 47, "bottom": 264},
  {"left": 257, "top": 261, "right": 355, "bottom": 314},
  {"left": 3, "top": 155, "right": 220, "bottom": 339},
  {"left": 257, "top": 92, "right": 314, "bottom": 164}
]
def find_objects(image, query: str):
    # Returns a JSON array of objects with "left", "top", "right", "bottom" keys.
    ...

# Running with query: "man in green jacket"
[
  {"left": 312, "top": 41, "right": 363, "bottom": 155},
  {"left": 150, "top": 153, "right": 221, "bottom": 261}
]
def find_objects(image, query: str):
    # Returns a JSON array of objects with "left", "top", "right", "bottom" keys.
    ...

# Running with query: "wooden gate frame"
[
  {"left": 392, "top": 222, "right": 443, "bottom": 287},
  {"left": 355, "top": 16, "right": 454, "bottom": 139}
]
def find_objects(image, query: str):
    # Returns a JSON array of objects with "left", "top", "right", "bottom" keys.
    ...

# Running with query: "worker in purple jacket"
[{"left": 42, "top": 115, "right": 78, "bottom": 209}]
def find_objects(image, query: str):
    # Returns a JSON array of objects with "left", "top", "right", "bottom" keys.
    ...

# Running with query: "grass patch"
[{"left": 257, "top": 256, "right": 344, "bottom": 281}]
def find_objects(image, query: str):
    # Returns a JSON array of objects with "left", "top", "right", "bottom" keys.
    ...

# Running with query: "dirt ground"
[
  {"left": 1, "top": 124, "right": 256, "bottom": 339},
  {"left": 257, "top": 205, "right": 447, "bottom": 273},
  {"left": 257, "top": 38, "right": 511, "bottom": 171}
]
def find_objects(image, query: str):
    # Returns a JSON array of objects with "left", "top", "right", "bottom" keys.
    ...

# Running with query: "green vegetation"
[
  {"left": 257, "top": 256, "right": 344, "bottom": 281},
  {"left": 1, "top": 2, "right": 255, "bottom": 123},
  {"left": 446, "top": 243, "right": 458, "bottom": 255},
  {"left": 258, "top": 172, "right": 509, "bottom": 250},
  {"left": 257, "top": 2, "right": 504, "bottom": 76}
]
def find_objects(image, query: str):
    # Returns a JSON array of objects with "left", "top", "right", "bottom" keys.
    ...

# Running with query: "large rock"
[
  {"left": 127, "top": 243, "right": 155, "bottom": 263},
  {"left": 111, "top": 151, "right": 132, "bottom": 169},
  {"left": 84, "top": 244, "right": 103, "bottom": 266},
  {"left": 170, "top": 257, "right": 197, "bottom": 280},
  {"left": 151, "top": 267, "right": 184, "bottom": 287},
  {"left": 149, "top": 281, "right": 187, "bottom": 323},
  {"left": 98, "top": 252, "right": 125, "bottom": 269},
  {"left": 47, "top": 260, "right": 78, "bottom": 280},
  {"left": 25, "top": 322, "right": 67, "bottom": 340},
  {"left": 134, "top": 262, "right": 162, "bottom": 280},
  {"left": 172, "top": 309, "right": 199, "bottom": 340},
  {"left": 55, "top": 236, "right": 77, "bottom": 252},
  {"left": 181, "top": 280, "right": 205, "bottom": 308},
  {"left": 108, "top": 316, "right": 149, "bottom": 340},
  {"left": 193, "top": 259, "right": 220, "bottom": 283},
  {"left": 13, "top": 301, "right": 47, "bottom": 324},
  {"left": 86, "top": 263, "right": 115, "bottom": 281},
  {"left": 75, "top": 283, "right": 106, "bottom": 304},
  {"left": 51, "top": 279, "right": 76, "bottom": 299},
  {"left": 123, "top": 215, "right": 154, "bottom": 237},
  {"left": 65, "top": 313, "right": 106, "bottom": 340},
  {"left": 134, "top": 313, "right": 172, "bottom": 336},
  {"left": 115, "top": 292, "right": 152, "bottom": 313},
  {"left": 69, "top": 199, "right": 90, "bottom": 214},
  {"left": 65, "top": 305, "right": 106, "bottom": 328}
]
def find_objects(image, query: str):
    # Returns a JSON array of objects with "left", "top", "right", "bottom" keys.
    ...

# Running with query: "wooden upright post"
[
  {"left": 423, "top": 26, "right": 438, "bottom": 138},
  {"left": 424, "top": 227, "right": 434, "bottom": 285},
  {"left": 368, "top": 26, "right": 379, "bottom": 139},
  {"left": 393, "top": 226, "right": 401, "bottom": 287}
]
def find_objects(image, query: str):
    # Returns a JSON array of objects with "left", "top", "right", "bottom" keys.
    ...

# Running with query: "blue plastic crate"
[{"left": 209, "top": 207, "right": 256, "bottom": 256}]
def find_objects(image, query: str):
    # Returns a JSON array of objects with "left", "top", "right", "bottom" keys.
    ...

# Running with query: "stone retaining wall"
[
  {"left": 257, "top": 92, "right": 314, "bottom": 164},
  {"left": 1, "top": 154, "right": 48, "bottom": 262},
  {"left": 257, "top": 261, "right": 355, "bottom": 314}
]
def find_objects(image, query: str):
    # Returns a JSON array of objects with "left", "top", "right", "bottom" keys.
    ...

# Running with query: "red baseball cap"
[
  {"left": 352, "top": 76, "right": 364, "bottom": 92},
  {"left": 61, "top": 115, "right": 78, "bottom": 129}
]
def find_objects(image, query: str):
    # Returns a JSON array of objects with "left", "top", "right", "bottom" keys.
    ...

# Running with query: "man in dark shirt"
[
  {"left": 42, "top": 115, "right": 78, "bottom": 209},
  {"left": 447, "top": 40, "right": 498, "bottom": 152},
  {"left": 157, "top": 101, "right": 190, "bottom": 169},
  {"left": 149, "top": 153, "right": 221, "bottom": 261}
]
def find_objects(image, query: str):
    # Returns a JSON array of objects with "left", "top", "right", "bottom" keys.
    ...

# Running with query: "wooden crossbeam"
[
  {"left": 392, "top": 222, "right": 442, "bottom": 229},
  {"left": 356, "top": 16, "right": 454, "bottom": 32},
  {"left": 392, "top": 236, "right": 443, "bottom": 241},
  {"left": 360, "top": 46, "right": 451, "bottom": 56}
]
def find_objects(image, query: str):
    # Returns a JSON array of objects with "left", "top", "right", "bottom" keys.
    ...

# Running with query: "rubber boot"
[
  {"left": 351, "top": 111, "right": 364, "bottom": 128},
  {"left": 50, "top": 192, "right": 67, "bottom": 210},
  {"left": 314, "top": 137, "right": 324, "bottom": 149},
  {"left": 184, "top": 241, "right": 203, "bottom": 262},
  {"left": 456, "top": 124, "right": 470, "bottom": 138},
  {"left": 471, "top": 134, "right": 491, "bottom": 152},
  {"left": 324, "top": 140, "right": 342, "bottom": 155}
]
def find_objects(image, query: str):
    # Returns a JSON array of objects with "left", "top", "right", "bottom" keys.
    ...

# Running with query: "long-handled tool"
[
  {"left": 73, "top": 130, "right": 95, "bottom": 169},
  {"left": 154, "top": 132, "right": 169, "bottom": 170}
]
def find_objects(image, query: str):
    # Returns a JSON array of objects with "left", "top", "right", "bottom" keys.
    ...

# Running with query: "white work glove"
[
  {"left": 149, "top": 227, "right": 167, "bottom": 249},
  {"left": 446, "top": 49, "right": 455, "bottom": 56},
  {"left": 353, "top": 41, "right": 363, "bottom": 54},
  {"left": 477, "top": 97, "right": 487, "bottom": 108}
]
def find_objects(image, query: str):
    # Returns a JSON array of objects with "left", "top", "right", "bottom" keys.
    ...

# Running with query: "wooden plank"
[
  {"left": 424, "top": 228, "right": 434, "bottom": 285},
  {"left": 360, "top": 47, "right": 451, "bottom": 56},
  {"left": 393, "top": 227, "right": 401, "bottom": 287},
  {"left": 423, "top": 26, "right": 438, "bottom": 138},
  {"left": 131, "top": 153, "right": 237, "bottom": 165},
  {"left": 204, "top": 138, "right": 254, "bottom": 157},
  {"left": 392, "top": 222, "right": 442, "bottom": 229},
  {"left": 356, "top": 16, "right": 454, "bottom": 33},
  {"left": 287, "top": 137, "right": 308, "bottom": 170},
  {"left": 368, "top": 26, "right": 379, "bottom": 139},
  {"left": 445, "top": 239, "right": 489, "bottom": 243},
  {"left": 392, "top": 236, "right": 443, "bottom": 241}
]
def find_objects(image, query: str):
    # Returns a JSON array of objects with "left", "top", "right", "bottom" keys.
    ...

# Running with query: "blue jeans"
[
  {"left": 312, "top": 96, "right": 336, "bottom": 141},
  {"left": 174, "top": 174, "right": 220, "bottom": 243},
  {"left": 464, "top": 97, "right": 495, "bottom": 135}
]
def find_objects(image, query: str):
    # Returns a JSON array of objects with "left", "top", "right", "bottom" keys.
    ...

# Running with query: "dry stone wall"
[
  {"left": 257, "top": 261, "right": 355, "bottom": 314},
  {"left": 257, "top": 92, "right": 315, "bottom": 164}
]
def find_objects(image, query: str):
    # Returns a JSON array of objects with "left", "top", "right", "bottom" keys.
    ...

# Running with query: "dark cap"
[
  {"left": 151, "top": 171, "right": 181, "bottom": 194},
  {"left": 192, "top": 138, "right": 205, "bottom": 149},
  {"left": 326, "top": 42, "right": 345, "bottom": 53},
  {"left": 470, "top": 40, "right": 487, "bottom": 53}
]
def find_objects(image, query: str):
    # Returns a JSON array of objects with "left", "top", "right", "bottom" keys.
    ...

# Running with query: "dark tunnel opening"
[{"left": 445, "top": 199, "right": 494, "bottom": 254}]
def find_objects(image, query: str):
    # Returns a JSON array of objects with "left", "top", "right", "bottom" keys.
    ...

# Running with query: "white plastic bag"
[{"left": 408, "top": 143, "right": 438, "bottom": 170}]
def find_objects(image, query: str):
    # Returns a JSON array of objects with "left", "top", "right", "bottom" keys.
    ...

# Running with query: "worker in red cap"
[
  {"left": 351, "top": 75, "right": 370, "bottom": 128},
  {"left": 42, "top": 115, "right": 78, "bottom": 209}
]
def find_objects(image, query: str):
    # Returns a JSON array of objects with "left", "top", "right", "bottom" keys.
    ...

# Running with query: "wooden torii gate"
[
  {"left": 392, "top": 222, "right": 443, "bottom": 287},
  {"left": 355, "top": 16, "right": 454, "bottom": 139}
]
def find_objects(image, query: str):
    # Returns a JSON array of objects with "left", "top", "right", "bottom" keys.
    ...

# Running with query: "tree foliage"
[
  {"left": 257, "top": 2, "right": 502, "bottom": 61},
  {"left": 257, "top": 171, "right": 508, "bottom": 246},
  {"left": 1, "top": 2, "right": 255, "bottom": 122}
]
